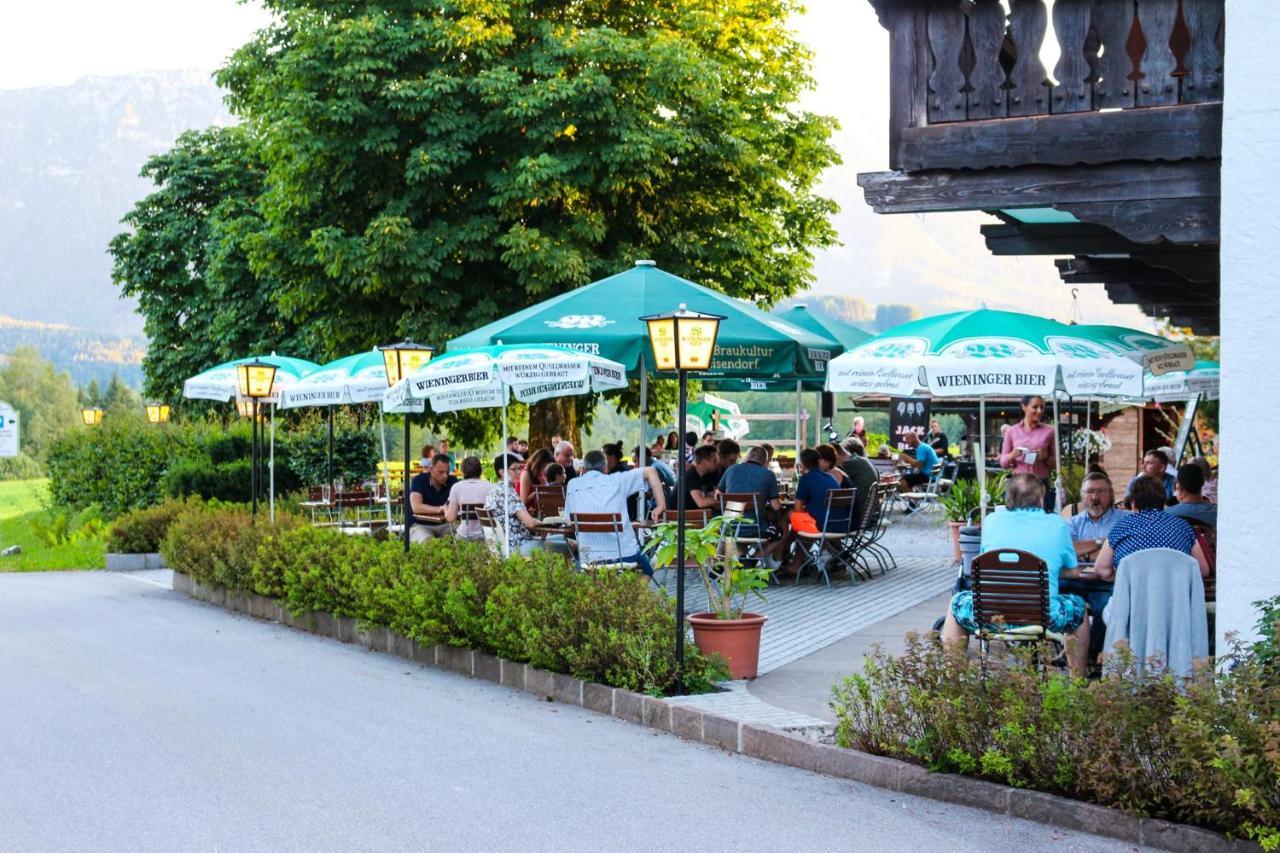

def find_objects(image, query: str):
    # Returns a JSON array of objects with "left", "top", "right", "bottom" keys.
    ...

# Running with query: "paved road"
[{"left": 0, "top": 571, "right": 1147, "bottom": 852}]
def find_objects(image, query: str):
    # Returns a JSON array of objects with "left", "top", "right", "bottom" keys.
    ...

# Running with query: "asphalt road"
[{"left": 0, "top": 571, "right": 1148, "bottom": 853}]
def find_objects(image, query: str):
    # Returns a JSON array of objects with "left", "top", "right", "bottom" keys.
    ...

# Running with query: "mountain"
[
  {"left": 0, "top": 70, "right": 232, "bottom": 338},
  {"left": 0, "top": 315, "right": 144, "bottom": 388}
]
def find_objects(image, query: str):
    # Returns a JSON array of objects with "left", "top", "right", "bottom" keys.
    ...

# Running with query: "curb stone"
[{"left": 169, "top": 572, "right": 1259, "bottom": 853}]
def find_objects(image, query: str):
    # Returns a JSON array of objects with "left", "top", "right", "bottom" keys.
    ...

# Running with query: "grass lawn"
[{"left": 0, "top": 479, "right": 104, "bottom": 572}]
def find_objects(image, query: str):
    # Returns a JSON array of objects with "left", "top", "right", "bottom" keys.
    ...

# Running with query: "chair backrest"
[
  {"left": 971, "top": 549, "right": 1050, "bottom": 631},
  {"left": 662, "top": 507, "right": 711, "bottom": 529},
  {"left": 307, "top": 485, "right": 326, "bottom": 502},
  {"left": 534, "top": 485, "right": 566, "bottom": 520},
  {"left": 570, "top": 512, "right": 629, "bottom": 567},
  {"left": 474, "top": 507, "right": 503, "bottom": 555},
  {"left": 719, "top": 492, "right": 765, "bottom": 539},
  {"left": 1106, "top": 547, "right": 1208, "bottom": 675},
  {"left": 822, "top": 488, "right": 857, "bottom": 535},
  {"left": 1188, "top": 520, "right": 1216, "bottom": 574}
]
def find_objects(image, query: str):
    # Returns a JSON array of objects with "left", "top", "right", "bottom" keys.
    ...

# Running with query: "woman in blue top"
[
  {"left": 779, "top": 448, "right": 839, "bottom": 577},
  {"left": 1093, "top": 476, "right": 1210, "bottom": 580}
]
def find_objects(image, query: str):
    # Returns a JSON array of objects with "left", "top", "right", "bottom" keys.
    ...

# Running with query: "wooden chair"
[
  {"left": 1189, "top": 519, "right": 1217, "bottom": 617},
  {"left": 970, "top": 548, "right": 1066, "bottom": 671},
  {"left": 568, "top": 512, "right": 638, "bottom": 572},
  {"left": 533, "top": 484, "right": 566, "bottom": 523},
  {"left": 793, "top": 488, "right": 859, "bottom": 587},
  {"left": 718, "top": 492, "right": 770, "bottom": 570}
]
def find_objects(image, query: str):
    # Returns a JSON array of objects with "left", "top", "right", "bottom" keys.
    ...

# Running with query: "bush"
[
  {"left": 831, "top": 634, "right": 1280, "bottom": 848},
  {"left": 0, "top": 452, "right": 44, "bottom": 480},
  {"left": 163, "top": 458, "right": 255, "bottom": 503},
  {"left": 45, "top": 418, "right": 181, "bottom": 516},
  {"left": 280, "top": 416, "right": 379, "bottom": 487},
  {"left": 106, "top": 498, "right": 198, "bottom": 553},
  {"left": 169, "top": 508, "right": 726, "bottom": 695}
]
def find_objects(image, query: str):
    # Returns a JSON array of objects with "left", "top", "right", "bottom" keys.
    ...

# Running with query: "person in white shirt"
[
  {"left": 565, "top": 450, "right": 666, "bottom": 575},
  {"left": 444, "top": 456, "right": 494, "bottom": 541}
]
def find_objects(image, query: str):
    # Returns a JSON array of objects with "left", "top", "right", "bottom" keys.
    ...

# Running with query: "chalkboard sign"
[{"left": 890, "top": 397, "right": 930, "bottom": 450}]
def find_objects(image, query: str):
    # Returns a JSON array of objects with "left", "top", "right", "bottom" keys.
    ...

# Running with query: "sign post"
[{"left": 0, "top": 401, "right": 18, "bottom": 459}]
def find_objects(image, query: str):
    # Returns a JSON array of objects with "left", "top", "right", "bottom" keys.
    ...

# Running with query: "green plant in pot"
[
  {"left": 937, "top": 472, "right": 1007, "bottom": 561},
  {"left": 644, "top": 514, "right": 770, "bottom": 679}
]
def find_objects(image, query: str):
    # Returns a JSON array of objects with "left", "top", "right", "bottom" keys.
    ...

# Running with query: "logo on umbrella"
[{"left": 545, "top": 315, "right": 616, "bottom": 330}]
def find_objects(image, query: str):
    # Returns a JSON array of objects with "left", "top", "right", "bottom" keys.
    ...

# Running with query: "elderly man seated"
[
  {"left": 941, "top": 474, "right": 1091, "bottom": 677},
  {"left": 565, "top": 450, "right": 666, "bottom": 575},
  {"left": 1063, "top": 472, "right": 1129, "bottom": 663}
]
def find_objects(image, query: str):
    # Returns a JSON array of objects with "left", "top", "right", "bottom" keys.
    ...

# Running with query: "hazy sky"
[{"left": 1, "top": 0, "right": 1149, "bottom": 327}]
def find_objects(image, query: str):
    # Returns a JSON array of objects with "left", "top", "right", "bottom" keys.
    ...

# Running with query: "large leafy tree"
[
  {"left": 0, "top": 346, "right": 81, "bottom": 465},
  {"left": 110, "top": 127, "right": 315, "bottom": 403}
]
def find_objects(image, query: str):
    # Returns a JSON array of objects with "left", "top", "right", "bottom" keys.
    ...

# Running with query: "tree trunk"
[{"left": 528, "top": 397, "right": 581, "bottom": 455}]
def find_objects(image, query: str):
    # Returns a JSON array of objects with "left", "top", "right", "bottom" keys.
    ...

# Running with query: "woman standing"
[{"left": 1000, "top": 395, "right": 1057, "bottom": 512}]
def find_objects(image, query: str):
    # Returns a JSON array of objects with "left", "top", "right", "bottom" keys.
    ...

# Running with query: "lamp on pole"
[
  {"left": 641, "top": 303, "right": 723, "bottom": 682},
  {"left": 144, "top": 402, "right": 171, "bottom": 425},
  {"left": 380, "top": 340, "right": 434, "bottom": 552},
  {"left": 236, "top": 360, "right": 278, "bottom": 516},
  {"left": 80, "top": 407, "right": 103, "bottom": 427}
]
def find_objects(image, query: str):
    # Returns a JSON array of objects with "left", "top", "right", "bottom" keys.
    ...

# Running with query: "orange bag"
[{"left": 790, "top": 510, "right": 818, "bottom": 534}]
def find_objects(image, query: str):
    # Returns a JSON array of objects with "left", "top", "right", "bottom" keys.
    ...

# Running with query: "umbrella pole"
[
  {"left": 639, "top": 370, "right": 648, "bottom": 468},
  {"left": 402, "top": 413, "right": 411, "bottom": 553},
  {"left": 501, "top": 389, "right": 510, "bottom": 559},
  {"left": 269, "top": 403, "right": 276, "bottom": 523},
  {"left": 327, "top": 405, "right": 335, "bottom": 493},
  {"left": 1083, "top": 399, "right": 1091, "bottom": 475},
  {"left": 795, "top": 380, "right": 803, "bottom": 456},
  {"left": 978, "top": 398, "right": 987, "bottom": 520},
  {"left": 1052, "top": 396, "right": 1062, "bottom": 513},
  {"left": 379, "top": 408, "right": 392, "bottom": 526}
]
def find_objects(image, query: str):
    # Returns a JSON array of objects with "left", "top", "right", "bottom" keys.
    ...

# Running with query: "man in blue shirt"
[
  {"left": 1126, "top": 449, "right": 1177, "bottom": 505},
  {"left": 896, "top": 431, "right": 939, "bottom": 493},
  {"left": 941, "top": 474, "right": 1091, "bottom": 677},
  {"left": 1068, "top": 472, "right": 1130, "bottom": 559}
]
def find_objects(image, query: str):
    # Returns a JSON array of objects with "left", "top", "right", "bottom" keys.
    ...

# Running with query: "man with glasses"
[{"left": 1063, "top": 472, "right": 1129, "bottom": 666}]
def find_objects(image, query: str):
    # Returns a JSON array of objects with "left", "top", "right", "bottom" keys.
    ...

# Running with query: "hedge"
[
  {"left": 831, "top": 634, "right": 1280, "bottom": 849},
  {"left": 162, "top": 506, "right": 725, "bottom": 695}
]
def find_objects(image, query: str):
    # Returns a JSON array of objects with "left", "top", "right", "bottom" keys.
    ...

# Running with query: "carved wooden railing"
[{"left": 881, "top": 0, "right": 1224, "bottom": 171}]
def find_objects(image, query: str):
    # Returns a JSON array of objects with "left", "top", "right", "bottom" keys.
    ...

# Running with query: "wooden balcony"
[{"left": 859, "top": 0, "right": 1222, "bottom": 334}]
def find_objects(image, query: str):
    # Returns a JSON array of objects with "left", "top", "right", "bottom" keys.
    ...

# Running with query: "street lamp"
[
  {"left": 237, "top": 360, "right": 278, "bottom": 516},
  {"left": 80, "top": 407, "right": 103, "bottom": 427},
  {"left": 641, "top": 303, "right": 724, "bottom": 682},
  {"left": 145, "top": 402, "right": 170, "bottom": 424},
  {"left": 380, "top": 340, "right": 434, "bottom": 552}
]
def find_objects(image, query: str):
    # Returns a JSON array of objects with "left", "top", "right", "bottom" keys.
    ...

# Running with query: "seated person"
[
  {"left": 565, "top": 450, "right": 665, "bottom": 575},
  {"left": 817, "top": 444, "right": 848, "bottom": 488},
  {"left": 543, "top": 463, "right": 567, "bottom": 488},
  {"left": 1165, "top": 463, "right": 1217, "bottom": 527},
  {"left": 707, "top": 438, "right": 740, "bottom": 492},
  {"left": 781, "top": 448, "right": 840, "bottom": 575},
  {"left": 927, "top": 419, "right": 950, "bottom": 459},
  {"left": 1126, "top": 449, "right": 1177, "bottom": 505},
  {"left": 444, "top": 455, "right": 495, "bottom": 541},
  {"left": 1068, "top": 473, "right": 1130, "bottom": 561},
  {"left": 896, "top": 431, "right": 939, "bottom": 496},
  {"left": 941, "top": 474, "right": 1091, "bottom": 677},
  {"left": 409, "top": 452, "right": 457, "bottom": 543},
  {"left": 1093, "top": 475, "right": 1211, "bottom": 580},
  {"left": 840, "top": 436, "right": 879, "bottom": 525},
  {"left": 718, "top": 446, "right": 785, "bottom": 559},
  {"left": 682, "top": 445, "right": 721, "bottom": 512},
  {"left": 482, "top": 454, "right": 545, "bottom": 556},
  {"left": 519, "top": 448, "right": 554, "bottom": 512},
  {"left": 553, "top": 440, "right": 579, "bottom": 483},
  {"left": 602, "top": 441, "right": 632, "bottom": 474}
]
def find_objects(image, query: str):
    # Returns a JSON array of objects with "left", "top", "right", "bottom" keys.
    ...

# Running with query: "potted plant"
[
  {"left": 644, "top": 515, "right": 771, "bottom": 679},
  {"left": 938, "top": 478, "right": 980, "bottom": 562}
]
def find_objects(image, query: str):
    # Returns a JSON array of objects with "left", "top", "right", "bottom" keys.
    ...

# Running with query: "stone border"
[
  {"left": 170, "top": 573, "right": 1258, "bottom": 853},
  {"left": 105, "top": 552, "right": 167, "bottom": 571}
]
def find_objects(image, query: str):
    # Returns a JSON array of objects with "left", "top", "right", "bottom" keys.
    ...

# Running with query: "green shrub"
[
  {"left": 831, "top": 634, "right": 1280, "bottom": 847},
  {"left": 167, "top": 508, "right": 726, "bottom": 695},
  {"left": 106, "top": 498, "right": 198, "bottom": 553},
  {"left": 45, "top": 419, "right": 181, "bottom": 516},
  {"left": 0, "top": 452, "right": 44, "bottom": 481},
  {"left": 27, "top": 505, "right": 105, "bottom": 546},
  {"left": 281, "top": 416, "right": 379, "bottom": 487},
  {"left": 163, "top": 458, "right": 254, "bottom": 503}
]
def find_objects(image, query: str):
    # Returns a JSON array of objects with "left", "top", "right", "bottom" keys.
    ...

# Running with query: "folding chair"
[
  {"left": 651, "top": 508, "right": 712, "bottom": 595},
  {"left": 900, "top": 462, "right": 950, "bottom": 517},
  {"left": 831, "top": 485, "right": 880, "bottom": 582},
  {"left": 533, "top": 485, "right": 566, "bottom": 523},
  {"left": 792, "top": 488, "right": 857, "bottom": 587},
  {"left": 851, "top": 483, "right": 898, "bottom": 576},
  {"left": 718, "top": 492, "right": 771, "bottom": 571},
  {"left": 454, "top": 502, "right": 484, "bottom": 542},
  {"left": 569, "top": 512, "right": 639, "bottom": 573},
  {"left": 970, "top": 548, "right": 1066, "bottom": 673},
  {"left": 475, "top": 507, "right": 505, "bottom": 558}
]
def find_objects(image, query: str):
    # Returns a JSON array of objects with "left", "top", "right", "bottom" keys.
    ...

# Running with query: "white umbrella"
[{"left": 386, "top": 344, "right": 628, "bottom": 555}]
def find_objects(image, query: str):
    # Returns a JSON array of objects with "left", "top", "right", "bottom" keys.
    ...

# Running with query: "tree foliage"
[
  {"left": 0, "top": 346, "right": 82, "bottom": 466},
  {"left": 116, "top": 1, "right": 839, "bottom": 445}
]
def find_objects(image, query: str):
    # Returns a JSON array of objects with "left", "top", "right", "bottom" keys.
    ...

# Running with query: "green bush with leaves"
[
  {"left": 106, "top": 498, "right": 200, "bottom": 553},
  {"left": 27, "top": 505, "right": 105, "bottom": 546},
  {"left": 831, "top": 634, "right": 1280, "bottom": 848},
  {"left": 45, "top": 418, "right": 182, "bottom": 517},
  {"left": 173, "top": 509, "right": 726, "bottom": 695}
]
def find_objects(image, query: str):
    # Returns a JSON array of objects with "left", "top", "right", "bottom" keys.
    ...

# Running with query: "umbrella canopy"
[
  {"left": 826, "top": 309, "right": 1145, "bottom": 399},
  {"left": 385, "top": 344, "right": 627, "bottom": 411},
  {"left": 182, "top": 355, "right": 320, "bottom": 402},
  {"left": 686, "top": 394, "right": 750, "bottom": 440},
  {"left": 1074, "top": 324, "right": 1194, "bottom": 376},
  {"left": 1144, "top": 360, "right": 1219, "bottom": 402},
  {"left": 774, "top": 304, "right": 872, "bottom": 352},
  {"left": 277, "top": 350, "right": 390, "bottom": 409},
  {"left": 448, "top": 261, "right": 836, "bottom": 380}
]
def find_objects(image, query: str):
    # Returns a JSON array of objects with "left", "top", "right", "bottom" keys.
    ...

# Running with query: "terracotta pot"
[
  {"left": 947, "top": 521, "right": 964, "bottom": 563},
  {"left": 687, "top": 612, "right": 767, "bottom": 680}
]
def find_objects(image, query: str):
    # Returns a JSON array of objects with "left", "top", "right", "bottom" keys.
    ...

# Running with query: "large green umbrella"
[
  {"left": 1144, "top": 360, "right": 1219, "bottom": 402},
  {"left": 1075, "top": 324, "right": 1194, "bottom": 376}
]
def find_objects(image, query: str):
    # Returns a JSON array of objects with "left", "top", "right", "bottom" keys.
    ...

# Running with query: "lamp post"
[
  {"left": 380, "top": 340, "right": 434, "bottom": 552},
  {"left": 145, "top": 402, "right": 170, "bottom": 425},
  {"left": 80, "top": 407, "right": 103, "bottom": 427},
  {"left": 641, "top": 304, "right": 723, "bottom": 681},
  {"left": 237, "top": 360, "right": 278, "bottom": 516}
]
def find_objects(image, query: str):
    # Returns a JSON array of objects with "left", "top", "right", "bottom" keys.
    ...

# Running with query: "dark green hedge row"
[{"left": 160, "top": 505, "right": 725, "bottom": 696}]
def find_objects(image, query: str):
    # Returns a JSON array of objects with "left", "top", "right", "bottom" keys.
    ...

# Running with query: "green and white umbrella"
[
  {"left": 686, "top": 394, "right": 750, "bottom": 440},
  {"left": 1144, "top": 360, "right": 1219, "bottom": 402},
  {"left": 1076, "top": 324, "right": 1194, "bottom": 377},
  {"left": 827, "top": 310, "right": 1145, "bottom": 515},
  {"left": 181, "top": 354, "right": 320, "bottom": 402},
  {"left": 385, "top": 344, "right": 628, "bottom": 556}
]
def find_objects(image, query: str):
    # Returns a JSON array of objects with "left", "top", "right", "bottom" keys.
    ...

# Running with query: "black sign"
[{"left": 889, "top": 396, "right": 931, "bottom": 450}]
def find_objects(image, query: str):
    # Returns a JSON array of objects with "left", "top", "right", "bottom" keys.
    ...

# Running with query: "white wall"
[{"left": 1218, "top": 1, "right": 1280, "bottom": 647}]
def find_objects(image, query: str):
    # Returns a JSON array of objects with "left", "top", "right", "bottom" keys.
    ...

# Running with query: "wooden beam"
[
  {"left": 858, "top": 160, "right": 1219, "bottom": 216},
  {"left": 1058, "top": 196, "right": 1220, "bottom": 244},
  {"left": 896, "top": 103, "right": 1222, "bottom": 172},
  {"left": 886, "top": 3, "right": 930, "bottom": 170},
  {"left": 1057, "top": 257, "right": 1200, "bottom": 288}
]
